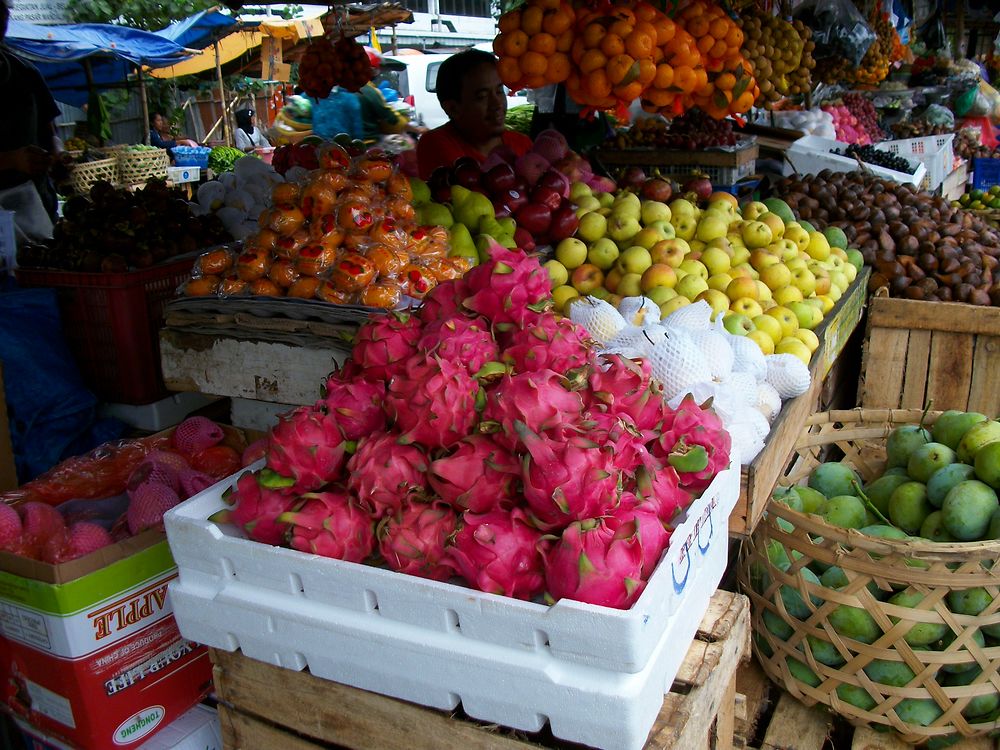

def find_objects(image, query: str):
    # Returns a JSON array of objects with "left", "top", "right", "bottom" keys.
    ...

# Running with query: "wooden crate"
[
  {"left": 858, "top": 292, "right": 1000, "bottom": 416},
  {"left": 212, "top": 589, "right": 750, "bottom": 750},
  {"left": 729, "top": 268, "right": 870, "bottom": 538}
]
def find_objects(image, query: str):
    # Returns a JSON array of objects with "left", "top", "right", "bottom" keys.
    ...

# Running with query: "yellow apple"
[
  {"left": 544, "top": 259, "right": 569, "bottom": 289},
  {"left": 675, "top": 274, "right": 709, "bottom": 300},
  {"left": 617, "top": 272, "right": 644, "bottom": 297},
  {"left": 731, "top": 297, "right": 763, "bottom": 318},
  {"left": 742, "top": 220, "right": 773, "bottom": 249},
  {"left": 758, "top": 262, "right": 792, "bottom": 291},
  {"left": 773, "top": 285, "right": 805, "bottom": 306},
  {"left": 659, "top": 295, "right": 691, "bottom": 317},
  {"left": 784, "top": 222, "right": 810, "bottom": 251},
  {"left": 742, "top": 201, "right": 769, "bottom": 221},
  {"left": 668, "top": 198, "right": 697, "bottom": 217},
  {"left": 827, "top": 284, "right": 843, "bottom": 302},
  {"left": 755, "top": 280, "right": 773, "bottom": 301},
  {"left": 776, "top": 337, "right": 812, "bottom": 365},
  {"left": 697, "top": 289, "right": 731, "bottom": 320},
  {"left": 759, "top": 212, "right": 785, "bottom": 240},
  {"left": 812, "top": 270, "right": 832, "bottom": 296},
  {"left": 805, "top": 231, "right": 831, "bottom": 261},
  {"left": 679, "top": 259, "right": 709, "bottom": 280},
  {"left": 729, "top": 263, "right": 753, "bottom": 280},
  {"left": 731, "top": 245, "right": 751, "bottom": 266},
  {"left": 791, "top": 267, "right": 817, "bottom": 297},
  {"left": 650, "top": 238, "right": 689, "bottom": 268},
  {"left": 617, "top": 245, "right": 654, "bottom": 275},
  {"left": 795, "top": 328, "right": 821, "bottom": 352},
  {"left": 843, "top": 262, "right": 858, "bottom": 283},
  {"left": 829, "top": 269, "right": 850, "bottom": 293},
  {"left": 552, "top": 285, "right": 580, "bottom": 313},
  {"left": 646, "top": 286, "right": 678, "bottom": 305},
  {"left": 708, "top": 273, "right": 734, "bottom": 293},
  {"left": 701, "top": 246, "right": 732, "bottom": 275},
  {"left": 817, "top": 294, "right": 835, "bottom": 313},
  {"left": 766, "top": 305, "right": 800, "bottom": 338},
  {"left": 787, "top": 300, "right": 819, "bottom": 330},
  {"left": 752, "top": 313, "right": 783, "bottom": 344},
  {"left": 749, "top": 249, "right": 779, "bottom": 272},
  {"left": 671, "top": 213, "right": 697, "bottom": 241},
  {"left": 696, "top": 214, "right": 729, "bottom": 243},
  {"left": 726, "top": 277, "right": 759, "bottom": 301},
  {"left": 604, "top": 267, "right": 623, "bottom": 293},
  {"left": 786, "top": 256, "right": 808, "bottom": 272},
  {"left": 748, "top": 329, "right": 775, "bottom": 355},
  {"left": 641, "top": 264, "right": 678, "bottom": 291},
  {"left": 688, "top": 240, "right": 706, "bottom": 254}
]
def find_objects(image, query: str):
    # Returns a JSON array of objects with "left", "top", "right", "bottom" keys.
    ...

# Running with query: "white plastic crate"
[
  {"left": 164, "top": 459, "right": 739, "bottom": 750},
  {"left": 877, "top": 134, "right": 954, "bottom": 191},
  {"left": 166, "top": 166, "right": 201, "bottom": 184},
  {"left": 784, "top": 135, "right": 927, "bottom": 187}
]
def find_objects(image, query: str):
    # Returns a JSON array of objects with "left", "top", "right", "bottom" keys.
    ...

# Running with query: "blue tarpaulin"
[
  {"left": 155, "top": 8, "right": 240, "bottom": 50},
  {"left": 4, "top": 19, "right": 193, "bottom": 106}
]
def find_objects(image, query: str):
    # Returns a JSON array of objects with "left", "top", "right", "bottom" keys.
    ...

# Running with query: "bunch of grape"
[
  {"left": 738, "top": 8, "right": 811, "bottom": 109},
  {"left": 833, "top": 144, "right": 916, "bottom": 174}
]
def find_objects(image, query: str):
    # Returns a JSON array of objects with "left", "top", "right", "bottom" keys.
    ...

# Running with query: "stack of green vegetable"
[{"left": 209, "top": 146, "right": 248, "bottom": 174}]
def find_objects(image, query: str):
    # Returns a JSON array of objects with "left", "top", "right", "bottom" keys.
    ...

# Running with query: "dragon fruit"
[
  {"left": 447, "top": 508, "right": 547, "bottom": 599},
  {"left": 500, "top": 313, "right": 592, "bottom": 374},
  {"left": 631, "top": 458, "right": 690, "bottom": 524},
  {"left": 211, "top": 469, "right": 298, "bottom": 545},
  {"left": 614, "top": 493, "right": 671, "bottom": 578},
  {"left": 418, "top": 316, "right": 500, "bottom": 377},
  {"left": 427, "top": 435, "right": 520, "bottom": 513},
  {"left": 351, "top": 311, "right": 423, "bottom": 383},
  {"left": 346, "top": 433, "right": 429, "bottom": 517},
  {"left": 583, "top": 410, "right": 649, "bottom": 475},
  {"left": 461, "top": 244, "right": 551, "bottom": 330},
  {"left": 651, "top": 394, "right": 732, "bottom": 492},
  {"left": 377, "top": 499, "right": 458, "bottom": 581},
  {"left": 481, "top": 369, "right": 585, "bottom": 451},
  {"left": 266, "top": 404, "right": 352, "bottom": 493},
  {"left": 518, "top": 424, "right": 620, "bottom": 531},
  {"left": 278, "top": 487, "right": 374, "bottom": 562},
  {"left": 384, "top": 354, "right": 481, "bottom": 450},
  {"left": 321, "top": 378, "right": 386, "bottom": 440},
  {"left": 544, "top": 516, "right": 646, "bottom": 609},
  {"left": 172, "top": 416, "right": 225, "bottom": 456},
  {"left": 241, "top": 438, "right": 268, "bottom": 467},
  {"left": 587, "top": 355, "right": 668, "bottom": 433},
  {"left": 418, "top": 276, "right": 471, "bottom": 324}
]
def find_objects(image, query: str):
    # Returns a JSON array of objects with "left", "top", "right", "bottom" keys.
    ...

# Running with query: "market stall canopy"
[
  {"left": 155, "top": 7, "right": 240, "bottom": 50},
  {"left": 5, "top": 19, "right": 193, "bottom": 106},
  {"left": 147, "top": 13, "right": 325, "bottom": 78}
]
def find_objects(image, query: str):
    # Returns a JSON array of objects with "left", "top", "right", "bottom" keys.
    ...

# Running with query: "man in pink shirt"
[{"left": 416, "top": 49, "right": 532, "bottom": 180}]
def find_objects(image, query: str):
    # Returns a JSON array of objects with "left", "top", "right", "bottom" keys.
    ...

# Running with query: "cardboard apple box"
[{"left": 0, "top": 425, "right": 246, "bottom": 748}]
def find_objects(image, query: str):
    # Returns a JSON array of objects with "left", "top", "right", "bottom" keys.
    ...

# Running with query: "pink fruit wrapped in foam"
[
  {"left": 427, "top": 435, "right": 519, "bottom": 513},
  {"left": 241, "top": 438, "right": 268, "bottom": 467},
  {"left": 127, "top": 482, "right": 180, "bottom": 535},
  {"left": 351, "top": 311, "right": 423, "bottom": 383},
  {"left": 279, "top": 487, "right": 374, "bottom": 562},
  {"left": 517, "top": 423, "right": 620, "bottom": 531},
  {"left": 210, "top": 469, "right": 298, "bottom": 545},
  {"left": 0, "top": 504, "right": 22, "bottom": 553},
  {"left": 266, "top": 404, "right": 352, "bottom": 493},
  {"left": 177, "top": 469, "right": 215, "bottom": 499},
  {"left": 20, "top": 502, "right": 65, "bottom": 551},
  {"left": 321, "top": 379, "right": 386, "bottom": 441},
  {"left": 544, "top": 515, "right": 646, "bottom": 609},
  {"left": 461, "top": 243, "right": 551, "bottom": 330},
  {"left": 650, "top": 394, "right": 731, "bottom": 493},
  {"left": 481, "top": 369, "right": 585, "bottom": 452},
  {"left": 447, "top": 508, "right": 547, "bottom": 599},
  {"left": 378, "top": 499, "right": 458, "bottom": 581},
  {"left": 418, "top": 316, "right": 500, "bottom": 377},
  {"left": 384, "top": 354, "right": 481, "bottom": 450},
  {"left": 500, "top": 314, "right": 592, "bottom": 374},
  {"left": 614, "top": 493, "right": 671, "bottom": 578},
  {"left": 172, "top": 417, "right": 225, "bottom": 456},
  {"left": 346, "top": 433, "right": 429, "bottom": 518},
  {"left": 45, "top": 522, "right": 115, "bottom": 563},
  {"left": 127, "top": 459, "right": 180, "bottom": 494}
]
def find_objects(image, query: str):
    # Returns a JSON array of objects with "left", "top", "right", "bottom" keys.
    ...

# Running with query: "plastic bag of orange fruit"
[
  {"left": 180, "top": 144, "right": 471, "bottom": 309},
  {"left": 297, "top": 34, "right": 374, "bottom": 98}
]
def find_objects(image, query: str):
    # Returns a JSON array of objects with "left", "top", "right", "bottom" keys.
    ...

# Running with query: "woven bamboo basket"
[
  {"left": 738, "top": 408, "right": 1000, "bottom": 745},
  {"left": 117, "top": 148, "right": 169, "bottom": 186},
  {"left": 71, "top": 157, "right": 119, "bottom": 194}
]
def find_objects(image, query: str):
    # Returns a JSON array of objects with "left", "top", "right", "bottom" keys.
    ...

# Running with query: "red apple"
[
  {"left": 640, "top": 178, "right": 673, "bottom": 203},
  {"left": 452, "top": 159, "right": 483, "bottom": 190},
  {"left": 484, "top": 162, "right": 517, "bottom": 193},
  {"left": 513, "top": 226, "right": 536, "bottom": 252},
  {"left": 570, "top": 263, "right": 604, "bottom": 294},
  {"left": 620, "top": 166, "right": 647, "bottom": 190},
  {"left": 530, "top": 185, "right": 562, "bottom": 212},
  {"left": 514, "top": 203, "right": 552, "bottom": 236},
  {"left": 537, "top": 169, "right": 570, "bottom": 199},
  {"left": 683, "top": 175, "right": 713, "bottom": 201},
  {"left": 548, "top": 201, "right": 580, "bottom": 242},
  {"left": 503, "top": 188, "right": 528, "bottom": 213},
  {"left": 492, "top": 201, "right": 512, "bottom": 219}
]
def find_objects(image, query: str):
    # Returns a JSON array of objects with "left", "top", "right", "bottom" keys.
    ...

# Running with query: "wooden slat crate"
[
  {"left": 858, "top": 292, "right": 1000, "bottom": 416},
  {"left": 729, "top": 268, "right": 870, "bottom": 538},
  {"left": 211, "top": 589, "right": 750, "bottom": 750}
]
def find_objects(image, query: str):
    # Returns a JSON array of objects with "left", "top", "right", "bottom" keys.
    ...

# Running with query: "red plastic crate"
[{"left": 15, "top": 256, "right": 193, "bottom": 405}]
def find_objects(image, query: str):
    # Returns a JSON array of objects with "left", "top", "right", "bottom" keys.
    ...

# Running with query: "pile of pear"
[{"left": 545, "top": 184, "right": 865, "bottom": 362}]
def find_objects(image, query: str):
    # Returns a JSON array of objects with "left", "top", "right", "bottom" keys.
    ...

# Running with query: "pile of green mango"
[{"left": 748, "top": 410, "right": 1000, "bottom": 738}]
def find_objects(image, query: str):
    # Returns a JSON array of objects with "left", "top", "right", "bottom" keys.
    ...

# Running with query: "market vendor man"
[{"left": 416, "top": 49, "right": 532, "bottom": 179}]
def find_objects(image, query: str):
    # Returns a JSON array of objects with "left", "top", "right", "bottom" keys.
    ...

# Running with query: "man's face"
[{"left": 445, "top": 62, "right": 506, "bottom": 144}]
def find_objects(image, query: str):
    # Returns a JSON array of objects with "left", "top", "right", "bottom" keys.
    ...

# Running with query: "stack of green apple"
[
  {"left": 545, "top": 184, "right": 865, "bottom": 364},
  {"left": 751, "top": 410, "right": 1000, "bottom": 732}
]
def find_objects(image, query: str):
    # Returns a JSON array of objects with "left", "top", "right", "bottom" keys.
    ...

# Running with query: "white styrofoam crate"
[
  {"left": 784, "top": 135, "right": 927, "bottom": 187},
  {"left": 164, "top": 460, "right": 739, "bottom": 750},
  {"left": 166, "top": 166, "right": 200, "bottom": 184}
]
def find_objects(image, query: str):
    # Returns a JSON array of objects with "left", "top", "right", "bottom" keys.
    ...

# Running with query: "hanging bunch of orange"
[
  {"left": 675, "top": 0, "right": 744, "bottom": 73},
  {"left": 691, "top": 58, "right": 759, "bottom": 119},
  {"left": 494, "top": 0, "right": 576, "bottom": 91},
  {"left": 638, "top": 16, "right": 707, "bottom": 116}
]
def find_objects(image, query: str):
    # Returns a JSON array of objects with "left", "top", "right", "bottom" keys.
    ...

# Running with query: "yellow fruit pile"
[{"left": 738, "top": 9, "right": 815, "bottom": 109}]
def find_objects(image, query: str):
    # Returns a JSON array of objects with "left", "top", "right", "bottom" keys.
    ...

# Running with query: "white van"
[{"left": 379, "top": 53, "right": 529, "bottom": 130}]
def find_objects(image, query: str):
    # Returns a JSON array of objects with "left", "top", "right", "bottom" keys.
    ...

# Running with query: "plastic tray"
[
  {"left": 172, "top": 147, "right": 211, "bottom": 170},
  {"left": 877, "top": 134, "right": 954, "bottom": 191},
  {"left": 16, "top": 256, "right": 195, "bottom": 404},
  {"left": 784, "top": 135, "right": 927, "bottom": 187},
  {"left": 163, "top": 460, "right": 739, "bottom": 750}
]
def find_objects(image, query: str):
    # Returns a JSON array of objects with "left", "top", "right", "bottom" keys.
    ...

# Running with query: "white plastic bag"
[{"left": 0, "top": 181, "right": 53, "bottom": 246}]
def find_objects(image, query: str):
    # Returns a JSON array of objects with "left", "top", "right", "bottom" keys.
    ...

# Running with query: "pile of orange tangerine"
[{"left": 494, "top": 0, "right": 759, "bottom": 120}]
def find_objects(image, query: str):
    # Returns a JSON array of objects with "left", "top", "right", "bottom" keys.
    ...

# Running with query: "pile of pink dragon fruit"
[{"left": 213, "top": 244, "right": 732, "bottom": 610}]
